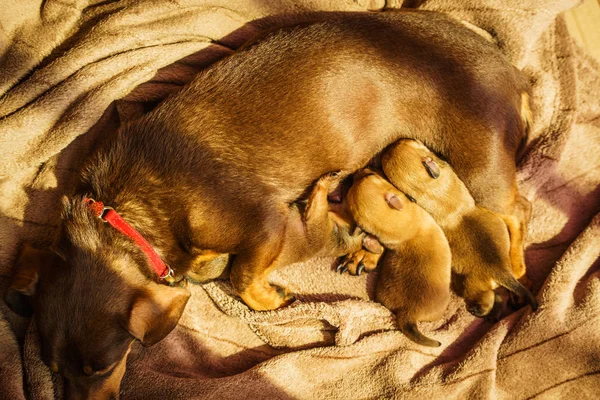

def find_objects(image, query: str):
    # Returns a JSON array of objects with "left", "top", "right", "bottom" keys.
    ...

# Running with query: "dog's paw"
[
  {"left": 238, "top": 283, "right": 295, "bottom": 311},
  {"left": 336, "top": 248, "right": 382, "bottom": 276},
  {"left": 466, "top": 303, "right": 487, "bottom": 318},
  {"left": 467, "top": 299, "right": 497, "bottom": 318}
]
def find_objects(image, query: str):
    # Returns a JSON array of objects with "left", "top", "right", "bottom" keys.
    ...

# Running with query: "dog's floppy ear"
[
  {"left": 128, "top": 282, "right": 190, "bottom": 346},
  {"left": 4, "top": 243, "right": 57, "bottom": 317}
]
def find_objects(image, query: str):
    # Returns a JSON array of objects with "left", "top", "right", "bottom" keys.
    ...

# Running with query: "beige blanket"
[{"left": 1, "top": 0, "right": 599, "bottom": 398}]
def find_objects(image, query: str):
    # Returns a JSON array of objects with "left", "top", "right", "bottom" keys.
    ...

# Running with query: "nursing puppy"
[
  {"left": 382, "top": 140, "right": 537, "bottom": 317},
  {"left": 347, "top": 168, "right": 451, "bottom": 347},
  {"left": 5, "top": 11, "right": 531, "bottom": 397}
]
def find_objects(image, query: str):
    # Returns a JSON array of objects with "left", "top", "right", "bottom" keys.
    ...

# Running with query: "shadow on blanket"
[{"left": 1, "top": 1, "right": 599, "bottom": 399}]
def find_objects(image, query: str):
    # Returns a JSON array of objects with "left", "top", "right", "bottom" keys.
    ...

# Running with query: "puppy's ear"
[
  {"left": 4, "top": 243, "right": 57, "bottom": 317},
  {"left": 128, "top": 283, "right": 190, "bottom": 346},
  {"left": 384, "top": 192, "right": 404, "bottom": 211},
  {"left": 422, "top": 157, "right": 440, "bottom": 179}
]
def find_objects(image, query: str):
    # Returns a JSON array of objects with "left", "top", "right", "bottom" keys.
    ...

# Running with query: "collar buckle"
[
  {"left": 160, "top": 265, "right": 175, "bottom": 282},
  {"left": 98, "top": 206, "right": 114, "bottom": 222}
]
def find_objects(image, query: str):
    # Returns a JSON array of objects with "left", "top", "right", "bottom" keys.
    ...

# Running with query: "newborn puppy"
[
  {"left": 382, "top": 140, "right": 537, "bottom": 317},
  {"left": 347, "top": 168, "right": 451, "bottom": 347}
]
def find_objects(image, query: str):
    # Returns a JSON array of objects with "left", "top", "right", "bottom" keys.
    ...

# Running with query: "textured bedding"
[{"left": 0, "top": 0, "right": 598, "bottom": 398}]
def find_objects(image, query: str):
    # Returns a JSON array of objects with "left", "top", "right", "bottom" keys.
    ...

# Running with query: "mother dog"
[{"left": 6, "top": 10, "right": 531, "bottom": 399}]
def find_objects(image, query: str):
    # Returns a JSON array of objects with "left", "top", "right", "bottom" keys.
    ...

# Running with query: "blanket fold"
[{"left": 0, "top": 0, "right": 598, "bottom": 399}]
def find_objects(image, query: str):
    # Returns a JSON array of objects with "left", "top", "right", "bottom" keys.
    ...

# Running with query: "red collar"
[{"left": 84, "top": 198, "right": 174, "bottom": 282}]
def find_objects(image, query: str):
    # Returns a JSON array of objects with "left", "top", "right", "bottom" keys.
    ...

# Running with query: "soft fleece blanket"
[{"left": 1, "top": 0, "right": 599, "bottom": 399}]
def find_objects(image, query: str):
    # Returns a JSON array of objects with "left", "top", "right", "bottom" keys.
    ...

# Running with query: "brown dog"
[
  {"left": 347, "top": 168, "right": 451, "bottom": 347},
  {"left": 382, "top": 139, "right": 537, "bottom": 317},
  {"left": 5, "top": 10, "right": 531, "bottom": 397}
]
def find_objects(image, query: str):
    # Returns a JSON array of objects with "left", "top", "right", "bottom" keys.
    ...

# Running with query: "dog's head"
[{"left": 4, "top": 198, "right": 190, "bottom": 399}]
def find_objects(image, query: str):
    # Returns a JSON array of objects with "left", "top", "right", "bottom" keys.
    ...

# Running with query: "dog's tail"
[
  {"left": 516, "top": 91, "right": 533, "bottom": 162},
  {"left": 400, "top": 322, "right": 441, "bottom": 348},
  {"left": 496, "top": 270, "right": 538, "bottom": 312}
]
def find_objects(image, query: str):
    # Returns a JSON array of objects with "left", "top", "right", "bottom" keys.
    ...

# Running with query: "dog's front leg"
[{"left": 229, "top": 216, "right": 295, "bottom": 311}]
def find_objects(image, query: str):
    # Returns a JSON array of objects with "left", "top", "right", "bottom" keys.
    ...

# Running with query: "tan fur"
[
  {"left": 5, "top": 11, "right": 533, "bottom": 395},
  {"left": 346, "top": 169, "right": 451, "bottom": 346},
  {"left": 382, "top": 140, "right": 537, "bottom": 317},
  {"left": 520, "top": 92, "right": 533, "bottom": 135}
]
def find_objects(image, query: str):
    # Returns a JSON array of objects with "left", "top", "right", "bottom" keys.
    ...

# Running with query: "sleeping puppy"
[
  {"left": 382, "top": 140, "right": 537, "bottom": 317},
  {"left": 347, "top": 168, "right": 451, "bottom": 347}
]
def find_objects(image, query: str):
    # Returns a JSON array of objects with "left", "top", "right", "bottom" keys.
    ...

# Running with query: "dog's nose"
[{"left": 65, "top": 380, "right": 121, "bottom": 400}]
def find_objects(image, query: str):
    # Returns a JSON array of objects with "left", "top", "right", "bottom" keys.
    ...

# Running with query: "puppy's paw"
[
  {"left": 362, "top": 234, "right": 384, "bottom": 254},
  {"left": 466, "top": 303, "right": 487, "bottom": 318},
  {"left": 483, "top": 294, "right": 504, "bottom": 322},
  {"left": 337, "top": 248, "right": 381, "bottom": 276},
  {"left": 316, "top": 171, "right": 344, "bottom": 202},
  {"left": 319, "top": 171, "right": 342, "bottom": 186}
]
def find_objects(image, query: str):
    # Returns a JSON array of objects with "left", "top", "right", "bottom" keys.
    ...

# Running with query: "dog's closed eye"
[
  {"left": 83, "top": 361, "right": 117, "bottom": 377},
  {"left": 422, "top": 157, "right": 440, "bottom": 179},
  {"left": 404, "top": 193, "right": 417, "bottom": 203}
]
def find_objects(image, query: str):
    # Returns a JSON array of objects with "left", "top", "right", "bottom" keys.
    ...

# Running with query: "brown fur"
[
  {"left": 5, "top": 10, "right": 531, "bottom": 396},
  {"left": 381, "top": 140, "right": 537, "bottom": 317},
  {"left": 346, "top": 169, "right": 451, "bottom": 347},
  {"left": 186, "top": 173, "right": 365, "bottom": 286}
]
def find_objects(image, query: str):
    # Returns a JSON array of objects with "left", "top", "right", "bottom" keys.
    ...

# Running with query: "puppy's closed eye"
[
  {"left": 385, "top": 193, "right": 404, "bottom": 211},
  {"left": 422, "top": 157, "right": 440, "bottom": 179}
]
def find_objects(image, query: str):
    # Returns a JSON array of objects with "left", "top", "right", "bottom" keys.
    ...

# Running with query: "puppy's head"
[
  {"left": 5, "top": 198, "right": 190, "bottom": 399},
  {"left": 382, "top": 139, "right": 447, "bottom": 182},
  {"left": 381, "top": 139, "right": 464, "bottom": 209},
  {"left": 348, "top": 168, "right": 424, "bottom": 246}
]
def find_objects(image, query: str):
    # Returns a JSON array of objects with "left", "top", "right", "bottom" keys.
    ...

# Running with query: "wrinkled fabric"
[{"left": 0, "top": 1, "right": 598, "bottom": 399}]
